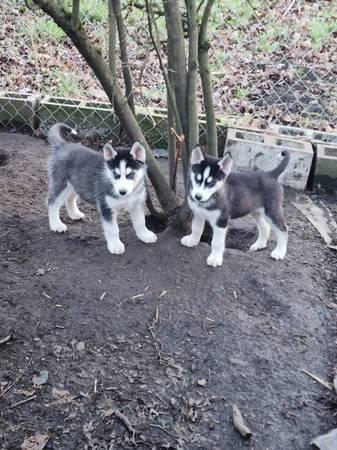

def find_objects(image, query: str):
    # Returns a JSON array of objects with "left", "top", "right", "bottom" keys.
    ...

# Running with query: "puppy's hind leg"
[
  {"left": 249, "top": 209, "right": 271, "bottom": 252},
  {"left": 48, "top": 187, "right": 69, "bottom": 233},
  {"left": 65, "top": 192, "right": 85, "bottom": 221},
  {"left": 265, "top": 209, "right": 288, "bottom": 260}
]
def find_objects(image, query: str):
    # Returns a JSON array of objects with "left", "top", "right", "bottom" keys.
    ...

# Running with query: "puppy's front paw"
[
  {"left": 207, "top": 253, "right": 223, "bottom": 267},
  {"left": 50, "top": 222, "right": 68, "bottom": 233},
  {"left": 271, "top": 247, "right": 286, "bottom": 260},
  {"left": 70, "top": 211, "right": 85, "bottom": 221},
  {"left": 180, "top": 235, "right": 199, "bottom": 248},
  {"left": 137, "top": 230, "right": 157, "bottom": 244},
  {"left": 108, "top": 240, "right": 125, "bottom": 255}
]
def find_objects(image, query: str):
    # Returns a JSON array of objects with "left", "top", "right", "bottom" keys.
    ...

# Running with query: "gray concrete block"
[
  {"left": 269, "top": 123, "right": 337, "bottom": 145},
  {"left": 225, "top": 128, "right": 314, "bottom": 190},
  {"left": 315, "top": 144, "right": 337, "bottom": 191}
]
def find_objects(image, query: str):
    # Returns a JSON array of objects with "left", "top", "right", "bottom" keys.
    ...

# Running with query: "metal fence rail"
[{"left": 1, "top": 0, "right": 336, "bottom": 147}]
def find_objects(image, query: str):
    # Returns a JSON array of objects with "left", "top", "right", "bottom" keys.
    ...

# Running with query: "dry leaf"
[{"left": 21, "top": 434, "right": 49, "bottom": 450}]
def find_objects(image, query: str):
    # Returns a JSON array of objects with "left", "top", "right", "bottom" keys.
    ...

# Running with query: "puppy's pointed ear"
[
  {"left": 130, "top": 141, "right": 146, "bottom": 163},
  {"left": 191, "top": 145, "right": 205, "bottom": 165},
  {"left": 218, "top": 152, "right": 233, "bottom": 176},
  {"left": 103, "top": 143, "right": 117, "bottom": 161}
]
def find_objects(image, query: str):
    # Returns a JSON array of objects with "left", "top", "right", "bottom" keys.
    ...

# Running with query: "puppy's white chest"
[
  {"left": 105, "top": 189, "right": 145, "bottom": 212},
  {"left": 188, "top": 198, "right": 220, "bottom": 225}
]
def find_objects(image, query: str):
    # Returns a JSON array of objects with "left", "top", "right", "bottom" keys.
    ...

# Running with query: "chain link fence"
[{"left": 1, "top": 0, "right": 336, "bottom": 148}]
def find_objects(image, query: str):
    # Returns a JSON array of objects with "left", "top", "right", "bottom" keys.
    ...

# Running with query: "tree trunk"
[
  {"left": 162, "top": 0, "right": 189, "bottom": 178},
  {"left": 198, "top": 0, "right": 218, "bottom": 156},
  {"left": 32, "top": 0, "right": 177, "bottom": 215}
]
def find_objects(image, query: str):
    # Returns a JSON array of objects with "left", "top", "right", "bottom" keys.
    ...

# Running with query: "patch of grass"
[
  {"left": 308, "top": 17, "right": 337, "bottom": 51},
  {"left": 47, "top": 70, "right": 85, "bottom": 98},
  {"left": 64, "top": 0, "right": 107, "bottom": 23},
  {"left": 20, "top": 16, "right": 65, "bottom": 42},
  {"left": 143, "top": 84, "right": 166, "bottom": 103},
  {"left": 255, "top": 21, "right": 289, "bottom": 53},
  {"left": 211, "top": 47, "right": 228, "bottom": 68},
  {"left": 208, "top": 0, "right": 262, "bottom": 32},
  {"left": 235, "top": 87, "right": 250, "bottom": 99}
]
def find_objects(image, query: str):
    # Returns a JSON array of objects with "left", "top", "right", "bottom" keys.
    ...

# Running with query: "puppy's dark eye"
[
  {"left": 126, "top": 170, "right": 135, "bottom": 179},
  {"left": 113, "top": 171, "right": 121, "bottom": 179}
]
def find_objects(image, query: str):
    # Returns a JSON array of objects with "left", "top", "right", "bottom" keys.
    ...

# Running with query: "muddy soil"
[{"left": 0, "top": 132, "right": 336, "bottom": 450}]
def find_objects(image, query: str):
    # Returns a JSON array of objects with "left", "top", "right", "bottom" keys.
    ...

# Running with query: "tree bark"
[
  {"left": 72, "top": 0, "right": 80, "bottom": 30},
  {"left": 108, "top": 0, "right": 116, "bottom": 78},
  {"left": 112, "top": 0, "right": 135, "bottom": 115},
  {"left": 198, "top": 0, "right": 217, "bottom": 156},
  {"left": 186, "top": 0, "right": 199, "bottom": 151},
  {"left": 31, "top": 0, "right": 177, "bottom": 214},
  {"left": 162, "top": 0, "right": 189, "bottom": 177}
]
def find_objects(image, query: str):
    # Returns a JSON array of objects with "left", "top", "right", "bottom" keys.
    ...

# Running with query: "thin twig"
[
  {"left": 170, "top": 127, "right": 184, "bottom": 192},
  {"left": 0, "top": 357, "right": 33, "bottom": 398},
  {"left": 149, "top": 423, "right": 178, "bottom": 440},
  {"left": 114, "top": 410, "right": 136, "bottom": 444},
  {"left": 148, "top": 306, "right": 164, "bottom": 363},
  {"left": 10, "top": 395, "right": 37, "bottom": 409},
  {"left": 300, "top": 369, "right": 333, "bottom": 390}
]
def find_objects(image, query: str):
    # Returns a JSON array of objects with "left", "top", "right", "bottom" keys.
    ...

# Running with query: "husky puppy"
[
  {"left": 47, "top": 123, "right": 157, "bottom": 254},
  {"left": 181, "top": 145, "right": 289, "bottom": 267}
]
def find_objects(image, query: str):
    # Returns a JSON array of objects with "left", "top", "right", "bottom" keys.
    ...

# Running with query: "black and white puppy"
[
  {"left": 181, "top": 146, "right": 289, "bottom": 267},
  {"left": 47, "top": 123, "right": 157, "bottom": 254}
]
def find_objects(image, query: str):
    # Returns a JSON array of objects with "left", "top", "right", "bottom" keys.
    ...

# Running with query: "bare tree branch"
[
  {"left": 145, "top": 0, "right": 181, "bottom": 133},
  {"left": 108, "top": 0, "right": 117, "bottom": 79},
  {"left": 199, "top": 0, "right": 217, "bottom": 156},
  {"left": 112, "top": 0, "right": 135, "bottom": 115},
  {"left": 31, "top": 0, "right": 177, "bottom": 214},
  {"left": 186, "top": 0, "right": 199, "bottom": 151},
  {"left": 72, "top": 0, "right": 80, "bottom": 30}
]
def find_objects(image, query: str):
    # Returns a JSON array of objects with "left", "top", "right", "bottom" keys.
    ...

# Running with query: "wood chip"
[
  {"left": 300, "top": 369, "right": 333, "bottom": 390},
  {"left": 0, "top": 334, "right": 12, "bottom": 345},
  {"left": 232, "top": 404, "right": 252, "bottom": 438}
]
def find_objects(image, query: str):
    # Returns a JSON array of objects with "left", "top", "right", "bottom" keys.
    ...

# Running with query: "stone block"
[{"left": 225, "top": 128, "right": 314, "bottom": 190}]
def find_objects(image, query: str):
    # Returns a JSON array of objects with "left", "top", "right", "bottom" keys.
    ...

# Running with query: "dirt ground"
[{"left": 0, "top": 132, "right": 336, "bottom": 450}]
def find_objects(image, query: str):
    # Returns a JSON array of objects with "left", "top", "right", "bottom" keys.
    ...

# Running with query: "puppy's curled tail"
[
  {"left": 270, "top": 150, "right": 290, "bottom": 179},
  {"left": 48, "top": 123, "right": 77, "bottom": 148}
]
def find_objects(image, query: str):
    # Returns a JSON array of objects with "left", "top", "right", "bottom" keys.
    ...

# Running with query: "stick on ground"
[
  {"left": 114, "top": 410, "right": 136, "bottom": 444},
  {"left": 232, "top": 404, "right": 252, "bottom": 438},
  {"left": 300, "top": 369, "right": 333, "bottom": 391}
]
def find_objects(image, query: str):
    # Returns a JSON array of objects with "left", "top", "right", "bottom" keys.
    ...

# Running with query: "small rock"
[
  {"left": 36, "top": 268, "right": 46, "bottom": 276},
  {"left": 32, "top": 370, "right": 49, "bottom": 386},
  {"left": 311, "top": 428, "right": 337, "bottom": 449},
  {"left": 170, "top": 398, "right": 177, "bottom": 406},
  {"left": 76, "top": 341, "right": 85, "bottom": 352},
  {"left": 197, "top": 378, "right": 207, "bottom": 386}
]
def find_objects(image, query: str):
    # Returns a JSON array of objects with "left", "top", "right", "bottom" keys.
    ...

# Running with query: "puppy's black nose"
[
  {"left": 119, "top": 189, "right": 127, "bottom": 196},
  {"left": 195, "top": 194, "right": 202, "bottom": 201}
]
